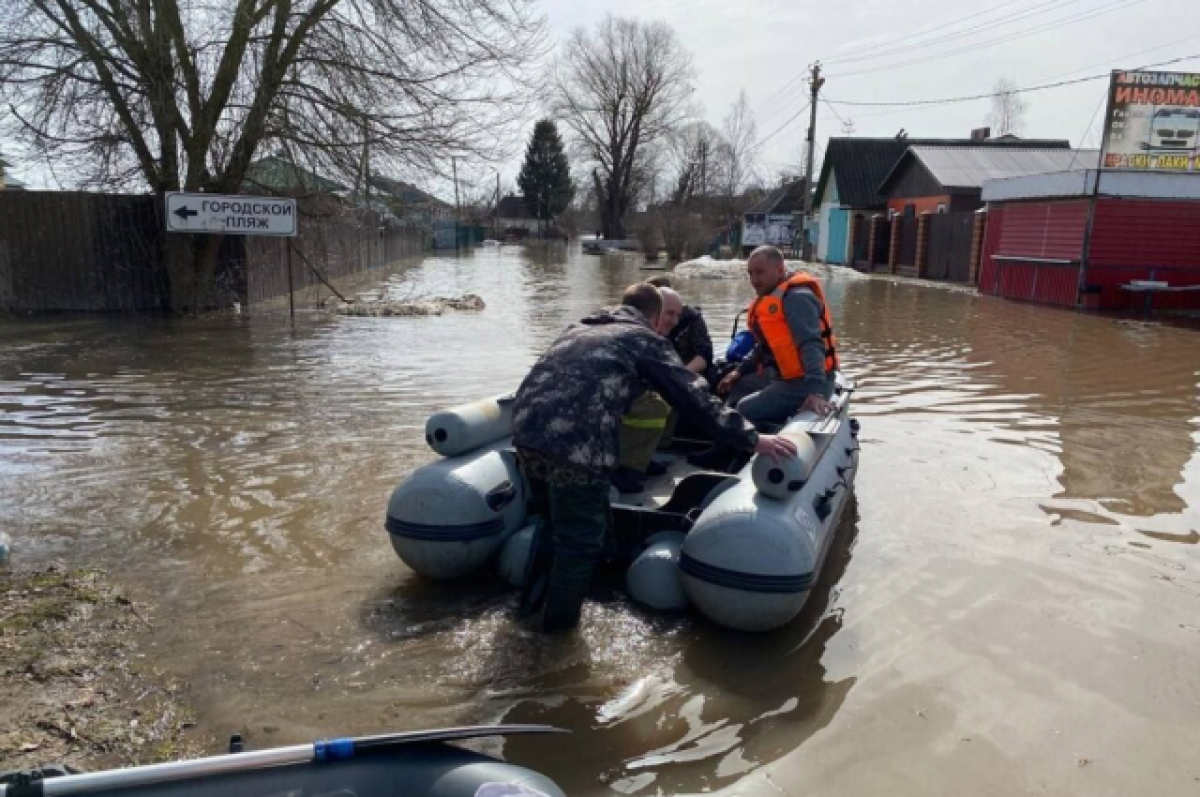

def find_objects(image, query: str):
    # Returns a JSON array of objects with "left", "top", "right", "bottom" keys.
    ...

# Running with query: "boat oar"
[{"left": 0, "top": 725, "right": 565, "bottom": 797}]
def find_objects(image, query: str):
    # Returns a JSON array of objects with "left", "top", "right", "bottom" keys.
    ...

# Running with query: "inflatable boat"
[
  {"left": 385, "top": 376, "right": 859, "bottom": 632},
  {"left": 0, "top": 726, "right": 565, "bottom": 797}
]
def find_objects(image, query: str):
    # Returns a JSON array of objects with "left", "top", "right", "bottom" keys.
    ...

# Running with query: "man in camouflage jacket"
[{"left": 512, "top": 283, "right": 798, "bottom": 632}]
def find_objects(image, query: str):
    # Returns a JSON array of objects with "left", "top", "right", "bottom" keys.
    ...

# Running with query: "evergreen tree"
[{"left": 517, "top": 120, "right": 574, "bottom": 235}]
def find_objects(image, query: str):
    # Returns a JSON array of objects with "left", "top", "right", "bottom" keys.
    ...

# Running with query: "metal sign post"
[{"left": 164, "top": 192, "right": 300, "bottom": 317}]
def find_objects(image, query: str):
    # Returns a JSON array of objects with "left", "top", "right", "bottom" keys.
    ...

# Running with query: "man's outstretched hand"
[
  {"left": 754, "top": 434, "right": 799, "bottom": 463},
  {"left": 800, "top": 394, "right": 835, "bottom": 416}
]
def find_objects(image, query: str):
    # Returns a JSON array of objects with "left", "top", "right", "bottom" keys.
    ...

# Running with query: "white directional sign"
[{"left": 165, "top": 192, "right": 297, "bottom": 237}]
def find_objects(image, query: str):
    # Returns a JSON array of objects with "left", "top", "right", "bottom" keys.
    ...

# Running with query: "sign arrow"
[{"left": 174, "top": 205, "right": 197, "bottom": 220}]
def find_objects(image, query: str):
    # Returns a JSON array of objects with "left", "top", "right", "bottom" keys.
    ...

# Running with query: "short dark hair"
[
  {"left": 621, "top": 283, "right": 663, "bottom": 320},
  {"left": 748, "top": 245, "right": 786, "bottom": 267},
  {"left": 645, "top": 275, "right": 672, "bottom": 289}
]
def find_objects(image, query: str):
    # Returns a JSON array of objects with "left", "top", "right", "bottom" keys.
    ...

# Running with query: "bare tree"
[
  {"left": 986, "top": 78, "right": 1029, "bottom": 137},
  {"left": 553, "top": 15, "right": 694, "bottom": 240},
  {"left": 718, "top": 90, "right": 758, "bottom": 199},
  {"left": 666, "top": 120, "right": 722, "bottom": 204},
  {"left": 0, "top": 0, "right": 545, "bottom": 310}
]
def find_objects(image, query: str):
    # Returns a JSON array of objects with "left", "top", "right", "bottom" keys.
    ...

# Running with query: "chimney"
[{"left": 970, "top": 126, "right": 991, "bottom": 141}]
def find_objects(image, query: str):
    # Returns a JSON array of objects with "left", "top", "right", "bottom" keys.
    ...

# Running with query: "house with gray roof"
[
  {"left": 878, "top": 146, "right": 1099, "bottom": 216},
  {"left": 811, "top": 135, "right": 1071, "bottom": 264}
]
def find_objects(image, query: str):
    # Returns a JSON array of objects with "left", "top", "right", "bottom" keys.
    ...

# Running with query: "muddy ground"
[{"left": 0, "top": 566, "right": 204, "bottom": 774}]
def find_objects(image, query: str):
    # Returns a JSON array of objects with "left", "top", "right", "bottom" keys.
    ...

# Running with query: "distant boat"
[{"left": 582, "top": 238, "right": 640, "bottom": 255}]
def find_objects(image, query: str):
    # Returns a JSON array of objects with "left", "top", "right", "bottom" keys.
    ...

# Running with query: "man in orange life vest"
[{"left": 690, "top": 245, "right": 839, "bottom": 470}]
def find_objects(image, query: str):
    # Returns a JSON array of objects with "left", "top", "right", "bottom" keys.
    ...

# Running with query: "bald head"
[{"left": 657, "top": 287, "right": 683, "bottom": 335}]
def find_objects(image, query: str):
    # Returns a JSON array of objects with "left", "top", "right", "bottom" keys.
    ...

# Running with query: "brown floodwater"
[{"left": 2, "top": 245, "right": 1199, "bottom": 796}]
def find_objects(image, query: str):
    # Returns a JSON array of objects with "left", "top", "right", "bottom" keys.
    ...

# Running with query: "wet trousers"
[
  {"left": 729, "top": 372, "right": 837, "bottom": 426},
  {"left": 526, "top": 474, "right": 611, "bottom": 632}
]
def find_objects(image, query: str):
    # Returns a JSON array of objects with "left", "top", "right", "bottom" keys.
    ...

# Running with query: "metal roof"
[
  {"left": 748, "top": 178, "right": 808, "bottom": 214},
  {"left": 814, "top": 137, "right": 1071, "bottom": 208},
  {"left": 983, "top": 169, "right": 1200, "bottom": 202},
  {"left": 881, "top": 147, "right": 1099, "bottom": 193}
]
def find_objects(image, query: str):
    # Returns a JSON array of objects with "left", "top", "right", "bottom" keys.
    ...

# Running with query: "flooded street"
[{"left": 3, "top": 245, "right": 1199, "bottom": 796}]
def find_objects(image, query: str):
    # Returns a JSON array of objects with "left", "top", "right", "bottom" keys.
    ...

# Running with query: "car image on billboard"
[{"left": 1142, "top": 107, "right": 1200, "bottom": 154}]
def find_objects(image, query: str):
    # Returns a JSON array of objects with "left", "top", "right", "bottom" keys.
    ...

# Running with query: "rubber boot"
[{"left": 540, "top": 555, "right": 594, "bottom": 632}]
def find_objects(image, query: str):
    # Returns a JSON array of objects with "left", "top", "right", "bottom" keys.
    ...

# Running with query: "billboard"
[
  {"left": 742, "top": 213, "right": 794, "bottom": 249},
  {"left": 1100, "top": 70, "right": 1200, "bottom": 172}
]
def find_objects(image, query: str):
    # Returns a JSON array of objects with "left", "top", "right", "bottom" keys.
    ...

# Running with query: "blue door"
[{"left": 826, "top": 207, "right": 849, "bottom": 264}]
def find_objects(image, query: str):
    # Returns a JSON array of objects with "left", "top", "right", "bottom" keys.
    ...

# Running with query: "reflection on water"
[
  {"left": 2, "top": 245, "right": 1199, "bottom": 796},
  {"left": 498, "top": 499, "right": 859, "bottom": 795}
]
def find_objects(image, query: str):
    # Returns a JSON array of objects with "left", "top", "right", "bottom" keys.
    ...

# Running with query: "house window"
[{"left": 936, "top": 203, "right": 947, "bottom": 214}]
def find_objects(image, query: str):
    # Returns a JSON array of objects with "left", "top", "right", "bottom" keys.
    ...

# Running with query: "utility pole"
[
  {"left": 494, "top": 171, "right": 500, "bottom": 240},
  {"left": 699, "top": 140, "right": 708, "bottom": 199},
  {"left": 451, "top": 156, "right": 461, "bottom": 248},
  {"left": 802, "top": 62, "right": 824, "bottom": 260},
  {"left": 362, "top": 119, "right": 371, "bottom": 207}
]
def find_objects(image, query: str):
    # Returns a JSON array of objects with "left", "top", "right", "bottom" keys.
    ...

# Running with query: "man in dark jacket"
[
  {"left": 646, "top": 277, "right": 716, "bottom": 385},
  {"left": 513, "top": 283, "right": 799, "bottom": 632}
]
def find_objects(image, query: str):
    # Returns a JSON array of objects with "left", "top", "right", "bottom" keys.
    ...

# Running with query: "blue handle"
[{"left": 314, "top": 739, "right": 355, "bottom": 761}]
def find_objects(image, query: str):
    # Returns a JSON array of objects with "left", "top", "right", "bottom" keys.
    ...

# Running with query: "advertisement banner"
[
  {"left": 1100, "top": 70, "right": 1200, "bottom": 172},
  {"left": 742, "top": 213, "right": 795, "bottom": 249}
]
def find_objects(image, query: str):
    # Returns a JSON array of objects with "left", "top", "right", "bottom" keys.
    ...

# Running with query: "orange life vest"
[{"left": 747, "top": 272, "right": 839, "bottom": 379}]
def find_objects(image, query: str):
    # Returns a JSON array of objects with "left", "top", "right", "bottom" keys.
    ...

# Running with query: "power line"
[
  {"left": 757, "top": 90, "right": 814, "bottom": 129},
  {"left": 822, "top": 98, "right": 850, "bottom": 127},
  {"left": 820, "top": 0, "right": 1032, "bottom": 65},
  {"left": 826, "top": 0, "right": 1146, "bottom": 79},
  {"left": 1068, "top": 91, "right": 1109, "bottom": 169},
  {"left": 753, "top": 0, "right": 1143, "bottom": 118},
  {"left": 825, "top": 0, "right": 1091, "bottom": 68},
  {"left": 824, "top": 38, "right": 1200, "bottom": 119},
  {"left": 1037, "top": 32, "right": 1200, "bottom": 83},
  {"left": 757, "top": 0, "right": 1033, "bottom": 109},
  {"left": 823, "top": 51, "right": 1200, "bottom": 107},
  {"left": 753, "top": 101, "right": 812, "bottom": 152}
]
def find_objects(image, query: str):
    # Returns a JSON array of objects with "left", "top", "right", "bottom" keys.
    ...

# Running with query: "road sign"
[{"left": 165, "top": 192, "right": 298, "bottom": 237}]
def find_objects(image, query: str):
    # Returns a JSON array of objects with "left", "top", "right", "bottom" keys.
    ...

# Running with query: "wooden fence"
[
  {"left": 242, "top": 207, "right": 426, "bottom": 305},
  {"left": 927, "top": 212, "right": 975, "bottom": 282},
  {"left": 0, "top": 192, "right": 167, "bottom": 311},
  {"left": 0, "top": 191, "right": 428, "bottom": 312}
]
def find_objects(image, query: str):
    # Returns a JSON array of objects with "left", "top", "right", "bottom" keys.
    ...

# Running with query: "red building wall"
[
  {"left": 979, "top": 199, "right": 1088, "bottom": 306},
  {"left": 1082, "top": 199, "right": 1200, "bottom": 310},
  {"left": 981, "top": 196, "right": 1200, "bottom": 311}
]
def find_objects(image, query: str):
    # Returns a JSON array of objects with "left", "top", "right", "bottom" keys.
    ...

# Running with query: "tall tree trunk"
[
  {"left": 605, "top": 175, "right": 626, "bottom": 239},
  {"left": 164, "top": 231, "right": 226, "bottom": 313}
]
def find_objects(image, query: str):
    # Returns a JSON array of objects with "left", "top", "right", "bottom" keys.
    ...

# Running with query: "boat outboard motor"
[
  {"left": 425, "top": 394, "right": 515, "bottom": 457},
  {"left": 386, "top": 443, "right": 527, "bottom": 580}
]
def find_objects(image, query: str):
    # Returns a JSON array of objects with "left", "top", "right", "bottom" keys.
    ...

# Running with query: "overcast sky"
[
  {"left": 480, "top": 0, "right": 1200, "bottom": 197},
  {"left": 5, "top": 0, "right": 1200, "bottom": 198}
]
